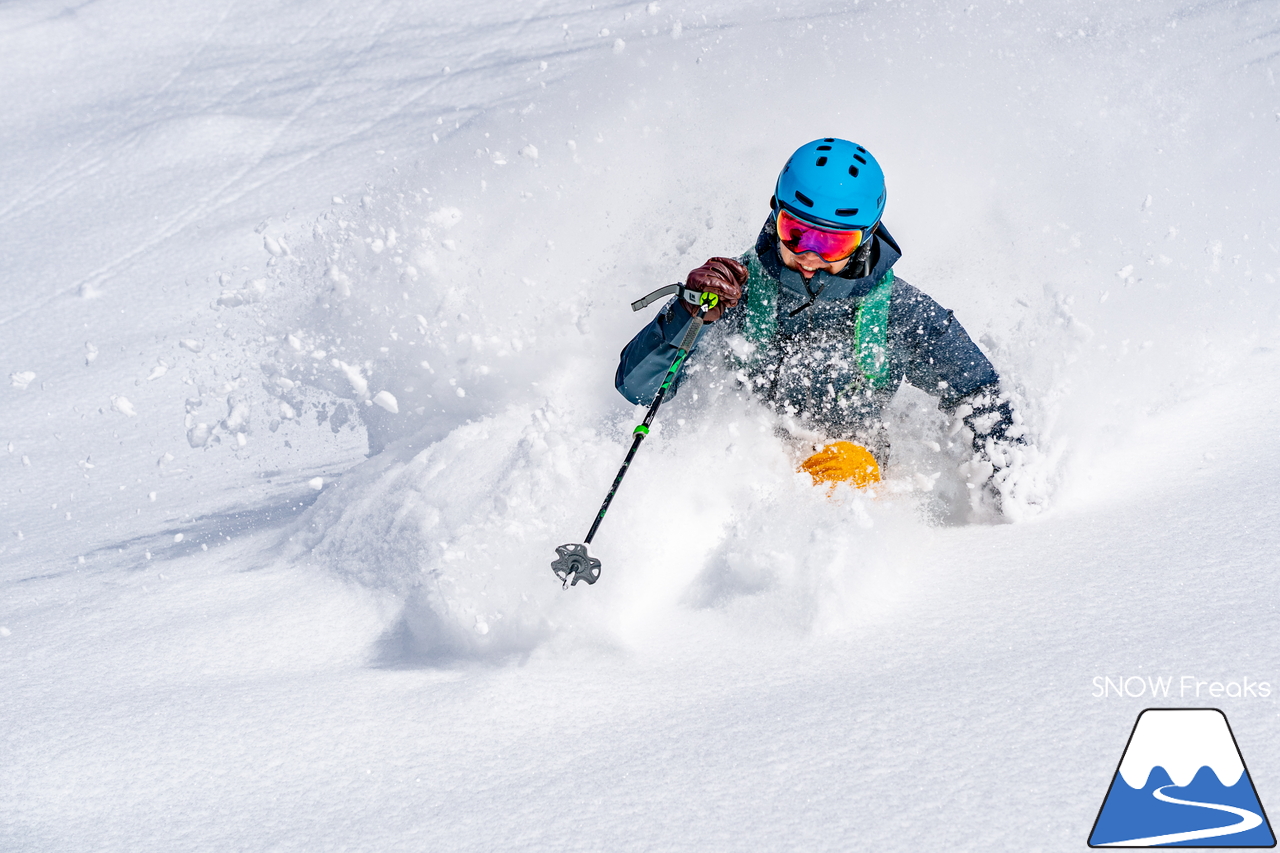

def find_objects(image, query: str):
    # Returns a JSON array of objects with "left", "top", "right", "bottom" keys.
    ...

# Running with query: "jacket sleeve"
[
  {"left": 889, "top": 281, "right": 1000, "bottom": 410},
  {"left": 614, "top": 298, "right": 699, "bottom": 405}
]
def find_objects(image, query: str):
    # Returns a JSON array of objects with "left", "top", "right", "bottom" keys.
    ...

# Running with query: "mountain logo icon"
[{"left": 1089, "top": 708, "right": 1275, "bottom": 847}]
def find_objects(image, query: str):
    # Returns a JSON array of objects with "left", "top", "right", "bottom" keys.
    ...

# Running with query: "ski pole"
[{"left": 551, "top": 284, "right": 719, "bottom": 588}]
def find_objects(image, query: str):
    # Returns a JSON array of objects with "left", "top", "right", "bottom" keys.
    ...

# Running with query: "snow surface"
[{"left": 3, "top": 0, "right": 1280, "bottom": 850}]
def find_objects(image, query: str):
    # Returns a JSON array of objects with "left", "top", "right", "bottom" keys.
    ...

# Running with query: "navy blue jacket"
[{"left": 616, "top": 217, "right": 1001, "bottom": 455}]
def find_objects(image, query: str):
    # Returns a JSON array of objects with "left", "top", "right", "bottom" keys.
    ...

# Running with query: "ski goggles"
[{"left": 776, "top": 208, "right": 866, "bottom": 263}]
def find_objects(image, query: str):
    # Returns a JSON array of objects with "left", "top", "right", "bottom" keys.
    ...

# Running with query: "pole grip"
[{"left": 676, "top": 314, "right": 704, "bottom": 352}]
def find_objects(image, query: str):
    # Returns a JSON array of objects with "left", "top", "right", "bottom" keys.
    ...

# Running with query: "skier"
[{"left": 615, "top": 138, "right": 1029, "bottom": 511}]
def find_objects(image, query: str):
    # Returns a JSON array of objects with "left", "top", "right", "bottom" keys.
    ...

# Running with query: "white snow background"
[{"left": 3, "top": 0, "right": 1279, "bottom": 849}]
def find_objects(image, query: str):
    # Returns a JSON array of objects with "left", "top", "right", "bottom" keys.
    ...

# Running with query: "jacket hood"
[{"left": 754, "top": 214, "right": 901, "bottom": 302}]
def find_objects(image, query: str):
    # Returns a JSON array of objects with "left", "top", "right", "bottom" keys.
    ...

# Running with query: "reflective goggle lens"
[{"left": 776, "top": 208, "right": 864, "bottom": 263}]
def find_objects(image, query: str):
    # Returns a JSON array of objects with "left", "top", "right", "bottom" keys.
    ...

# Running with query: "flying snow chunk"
[
  {"left": 519, "top": 144, "right": 539, "bottom": 160},
  {"left": 331, "top": 359, "right": 368, "bottom": 398},
  {"left": 427, "top": 207, "right": 463, "bottom": 229},
  {"left": 613, "top": 38, "right": 626, "bottom": 53},
  {"left": 217, "top": 279, "right": 267, "bottom": 307},
  {"left": 84, "top": 343, "right": 98, "bottom": 364},
  {"left": 372, "top": 391, "right": 399, "bottom": 414},
  {"left": 308, "top": 477, "right": 324, "bottom": 491},
  {"left": 179, "top": 339, "right": 204, "bottom": 353},
  {"left": 187, "top": 423, "right": 210, "bottom": 448},
  {"left": 263, "top": 235, "right": 288, "bottom": 257},
  {"left": 223, "top": 399, "right": 250, "bottom": 432},
  {"left": 111, "top": 395, "right": 137, "bottom": 417},
  {"left": 9, "top": 371, "right": 35, "bottom": 390}
]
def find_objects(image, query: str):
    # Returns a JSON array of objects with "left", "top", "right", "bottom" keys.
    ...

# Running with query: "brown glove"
[{"left": 682, "top": 257, "right": 747, "bottom": 323}]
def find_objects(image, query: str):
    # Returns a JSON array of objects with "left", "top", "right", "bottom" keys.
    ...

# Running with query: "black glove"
[
  {"left": 955, "top": 387, "right": 1034, "bottom": 519},
  {"left": 682, "top": 257, "right": 746, "bottom": 323},
  {"left": 960, "top": 390, "right": 1020, "bottom": 455}
]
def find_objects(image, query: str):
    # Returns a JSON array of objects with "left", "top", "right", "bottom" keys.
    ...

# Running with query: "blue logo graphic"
[{"left": 1089, "top": 708, "right": 1275, "bottom": 847}]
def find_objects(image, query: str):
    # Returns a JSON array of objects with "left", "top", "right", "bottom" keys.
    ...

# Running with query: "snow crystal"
[
  {"left": 9, "top": 370, "right": 35, "bottom": 390},
  {"left": 111, "top": 395, "right": 137, "bottom": 417},
  {"left": 372, "top": 391, "right": 399, "bottom": 413},
  {"left": 179, "top": 339, "right": 204, "bottom": 353}
]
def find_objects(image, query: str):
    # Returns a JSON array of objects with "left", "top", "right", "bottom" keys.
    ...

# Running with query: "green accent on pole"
[
  {"left": 700, "top": 291, "right": 719, "bottom": 309},
  {"left": 660, "top": 349, "right": 688, "bottom": 390},
  {"left": 633, "top": 424, "right": 649, "bottom": 436}
]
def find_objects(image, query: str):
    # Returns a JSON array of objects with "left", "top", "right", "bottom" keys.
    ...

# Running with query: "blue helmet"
[{"left": 774, "top": 138, "right": 887, "bottom": 232}]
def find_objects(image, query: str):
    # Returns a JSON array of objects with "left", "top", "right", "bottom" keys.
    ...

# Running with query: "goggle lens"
[{"left": 776, "top": 208, "right": 865, "bottom": 263}]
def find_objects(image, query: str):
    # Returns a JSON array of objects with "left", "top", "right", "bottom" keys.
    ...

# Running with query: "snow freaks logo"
[{"left": 1088, "top": 709, "right": 1276, "bottom": 848}]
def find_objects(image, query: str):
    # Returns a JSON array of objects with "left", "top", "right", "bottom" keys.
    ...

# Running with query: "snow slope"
[{"left": 3, "top": 1, "right": 1279, "bottom": 850}]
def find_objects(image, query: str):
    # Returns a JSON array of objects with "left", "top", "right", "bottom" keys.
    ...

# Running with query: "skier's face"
[{"left": 778, "top": 241, "right": 851, "bottom": 280}]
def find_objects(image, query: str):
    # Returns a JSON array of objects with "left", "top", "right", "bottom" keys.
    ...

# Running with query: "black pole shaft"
[{"left": 583, "top": 305, "right": 708, "bottom": 545}]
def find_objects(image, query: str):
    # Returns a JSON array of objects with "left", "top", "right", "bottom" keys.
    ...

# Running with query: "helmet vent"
[
  {"left": 835, "top": 208, "right": 859, "bottom": 217},
  {"left": 824, "top": 138, "right": 835, "bottom": 142},
  {"left": 793, "top": 191, "right": 814, "bottom": 207},
  {"left": 815, "top": 156, "right": 828, "bottom": 167},
  {"left": 853, "top": 154, "right": 867, "bottom": 165},
  {"left": 816, "top": 145, "right": 832, "bottom": 151},
  {"left": 848, "top": 165, "right": 859, "bottom": 178},
  {"left": 856, "top": 145, "right": 867, "bottom": 153}
]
